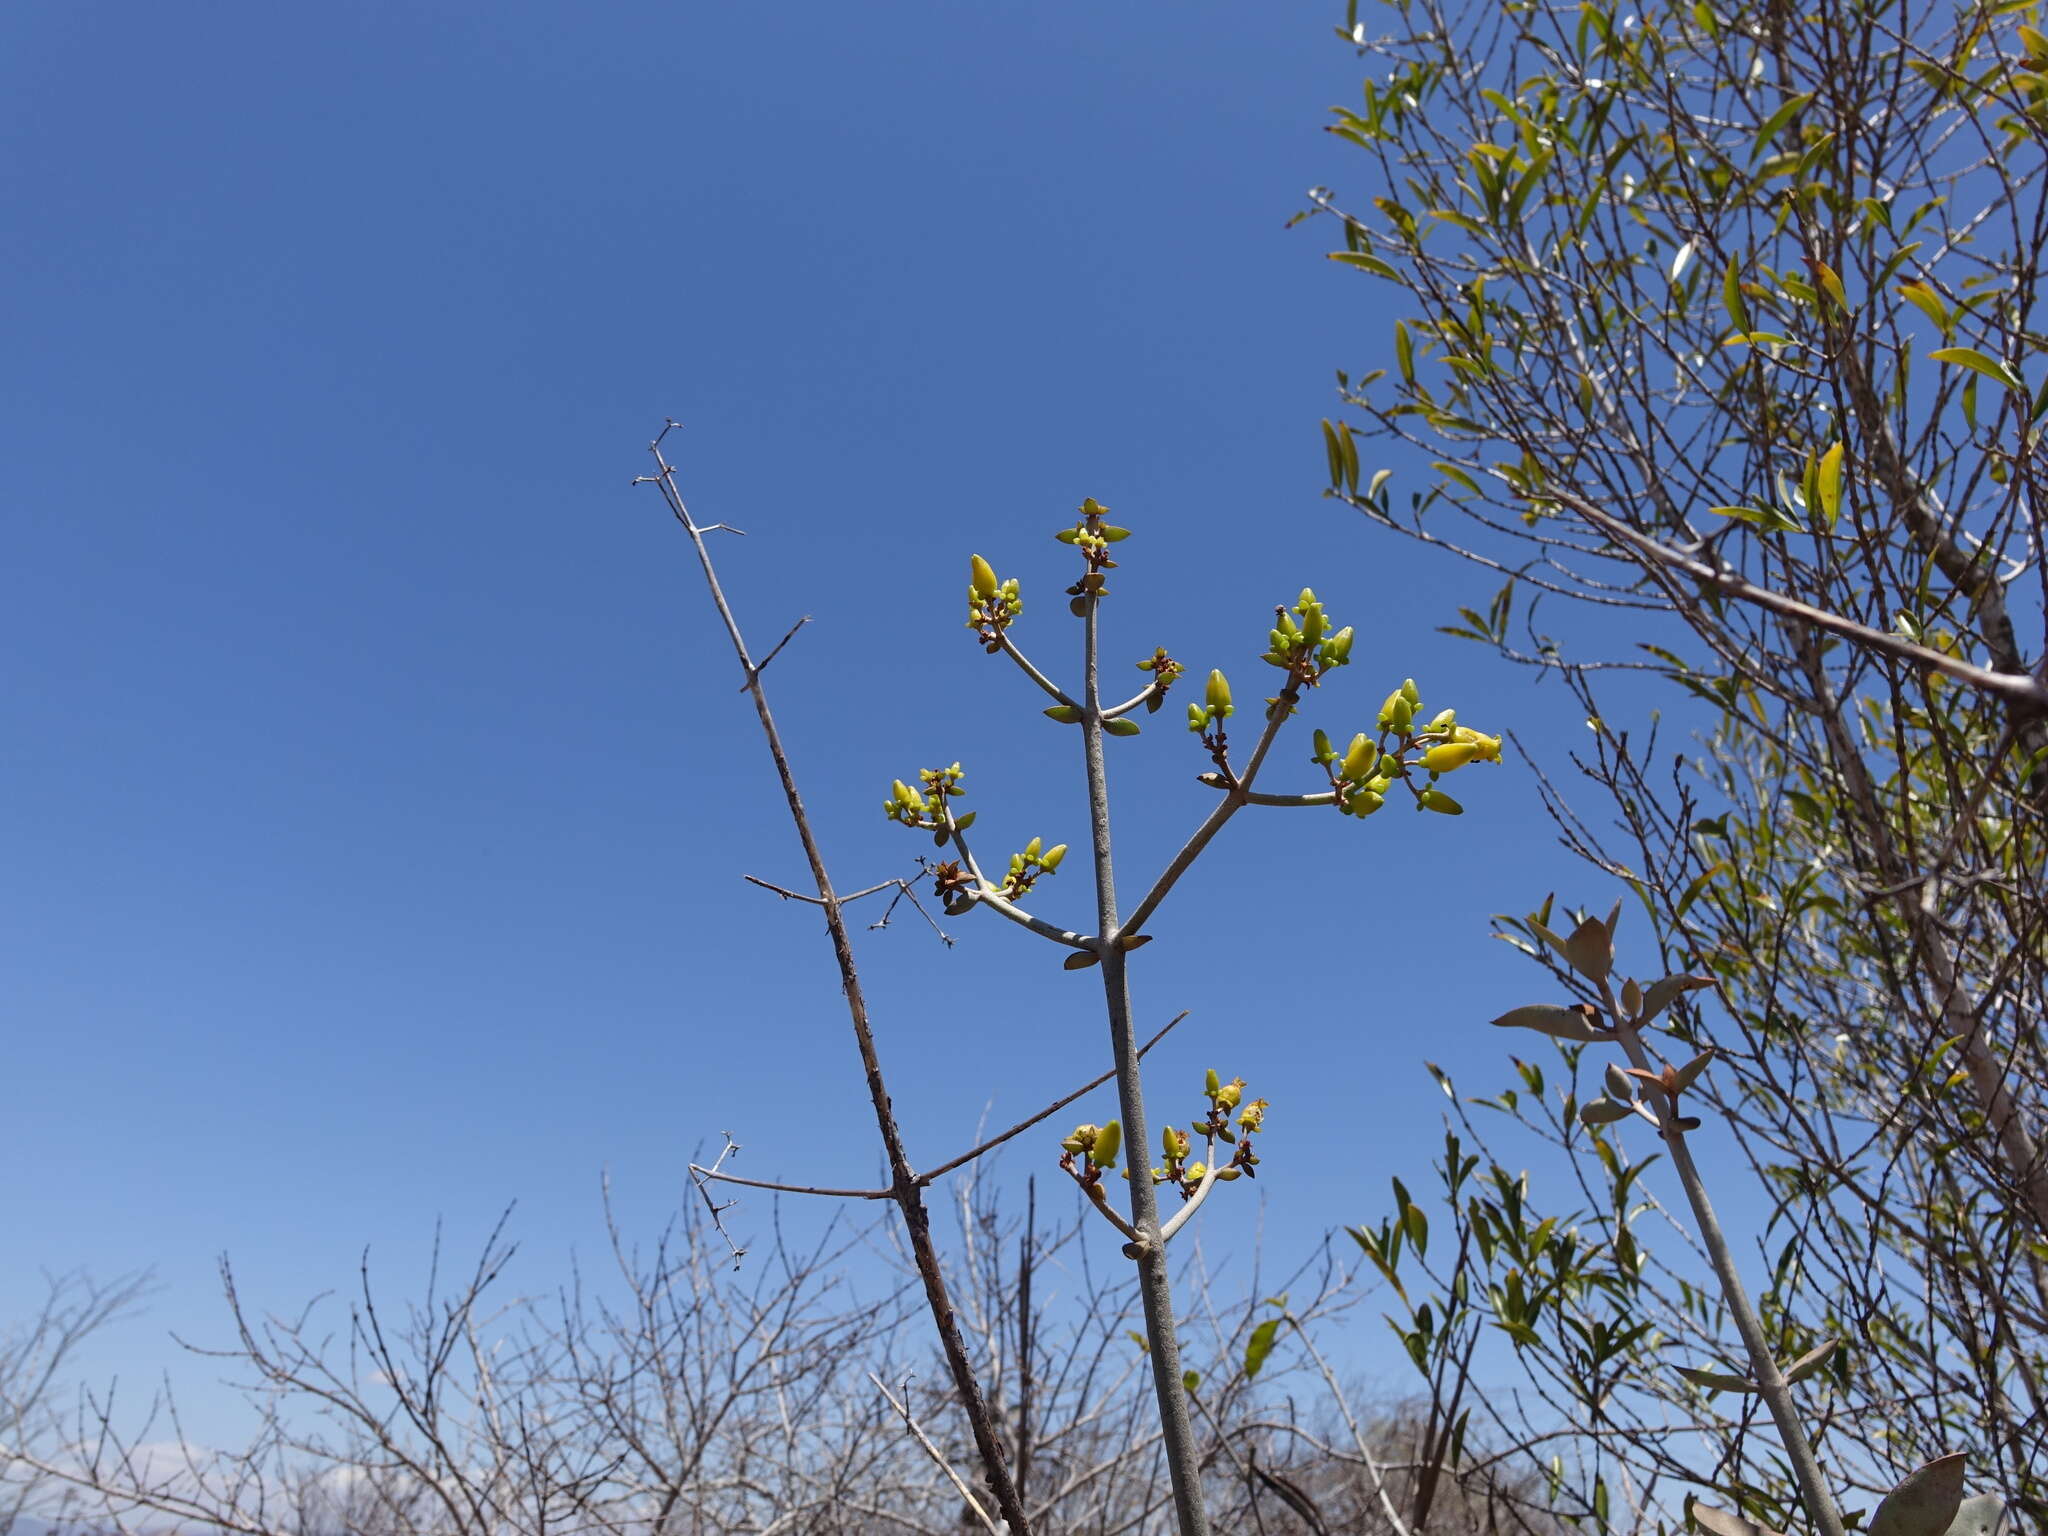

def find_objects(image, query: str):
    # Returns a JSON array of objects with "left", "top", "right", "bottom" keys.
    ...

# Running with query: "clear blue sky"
[{"left": 5, "top": 1, "right": 1626, "bottom": 1437}]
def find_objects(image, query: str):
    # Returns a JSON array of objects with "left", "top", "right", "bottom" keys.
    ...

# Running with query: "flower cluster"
[
  {"left": 1055, "top": 498, "right": 1129, "bottom": 613},
  {"left": 1311, "top": 679, "right": 1502, "bottom": 817},
  {"left": 1260, "top": 588, "right": 1354, "bottom": 685},
  {"left": 966, "top": 554, "right": 1024, "bottom": 653},
  {"left": 884, "top": 763, "right": 973, "bottom": 841}
]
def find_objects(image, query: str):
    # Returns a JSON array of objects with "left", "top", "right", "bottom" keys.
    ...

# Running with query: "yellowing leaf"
[{"left": 1816, "top": 441, "right": 1844, "bottom": 527}]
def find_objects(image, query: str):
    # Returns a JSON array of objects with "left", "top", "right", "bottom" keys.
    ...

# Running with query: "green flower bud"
[
  {"left": 1341, "top": 733, "right": 1378, "bottom": 782},
  {"left": 1320, "top": 626, "right": 1354, "bottom": 666},
  {"left": 1378, "top": 689, "right": 1414, "bottom": 734},
  {"left": 1400, "top": 677, "right": 1421, "bottom": 705},
  {"left": 1213, "top": 1166, "right": 1243, "bottom": 1182},
  {"left": 1041, "top": 843, "right": 1067, "bottom": 871},
  {"left": 1422, "top": 742, "right": 1482, "bottom": 773},
  {"left": 1188, "top": 702, "right": 1209, "bottom": 733},
  {"left": 1206, "top": 669, "right": 1232, "bottom": 714},
  {"left": 1205, "top": 1068, "right": 1222, "bottom": 1096},
  {"left": 1426, "top": 707, "right": 1457, "bottom": 732},
  {"left": 1024, "top": 835, "right": 1043, "bottom": 860},
  {"left": 1063, "top": 1123, "right": 1098, "bottom": 1155},
  {"left": 1346, "top": 787, "right": 1385, "bottom": 816},
  {"left": 1184, "top": 1161, "right": 1208, "bottom": 1183},
  {"left": 1312, "top": 728, "right": 1335, "bottom": 765},
  {"left": 1163, "top": 1126, "right": 1190, "bottom": 1160},
  {"left": 970, "top": 554, "right": 999, "bottom": 601},
  {"left": 1090, "top": 1121, "right": 1122, "bottom": 1168},
  {"left": 1419, "top": 787, "right": 1464, "bottom": 815}
]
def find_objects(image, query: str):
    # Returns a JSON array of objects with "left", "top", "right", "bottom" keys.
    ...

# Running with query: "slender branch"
[
  {"left": 690, "top": 1012, "right": 1190, "bottom": 1200},
  {"left": 1602, "top": 978, "right": 1850, "bottom": 1536},
  {"left": 869, "top": 1373, "right": 1002, "bottom": 1536},
  {"left": 1101, "top": 680, "right": 1165, "bottom": 720},
  {"left": 744, "top": 875, "right": 909, "bottom": 906},
  {"left": 685, "top": 1166, "right": 890, "bottom": 1201},
  {"left": 1195, "top": 774, "right": 1336, "bottom": 808},
  {"left": 641, "top": 423, "right": 1033, "bottom": 1534},
  {"left": 1553, "top": 490, "right": 2048, "bottom": 711},
  {"left": 996, "top": 632, "right": 1077, "bottom": 708},
  {"left": 1157, "top": 1157, "right": 1222, "bottom": 1244},
  {"left": 918, "top": 1012, "right": 1189, "bottom": 1182},
  {"left": 945, "top": 811, "right": 1095, "bottom": 948},
  {"left": 1076, "top": 583, "right": 1213, "bottom": 1536},
  {"left": 1122, "top": 682, "right": 1304, "bottom": 937}
]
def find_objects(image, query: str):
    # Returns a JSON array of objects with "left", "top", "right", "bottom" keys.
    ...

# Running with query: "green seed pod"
[
  {"left": 1341, "top": 733, "right": 1378, "bottom": 782},
  {"left": 1090, "top": 1121, "right": 1122, "bottom": 1168},
  {"left": 970, "top": 554, "right": 999, "bottom": 601},
  {"left": 1206, "top": 669, "right": 1232, "bottom": 714},
  {"left": 1422, "top": 742, "right": 1482, "bottom": 774}
]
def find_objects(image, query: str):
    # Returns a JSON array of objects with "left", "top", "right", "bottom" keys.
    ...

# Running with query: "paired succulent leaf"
[
  {"left": 1692, "top": 1507, "right": 1787, "bottom": 1536},
  {"left": 1869, "top": 1454, "right": 1966, "bottom": 1536},
  {"left": 1492, "top": 1003, "right": 1606, "bottom": 1042}
]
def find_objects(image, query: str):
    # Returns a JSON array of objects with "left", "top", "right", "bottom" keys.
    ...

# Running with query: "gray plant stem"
[
  {"left": 1077, "top": 591, "right": 1212, "bottom": 1536},
  {"left": 646, "top": 436, "right": 1033, "bottom": 1536},
  {"left": 1606, "top": 988, "right": 1847, "bottom": 1536}
]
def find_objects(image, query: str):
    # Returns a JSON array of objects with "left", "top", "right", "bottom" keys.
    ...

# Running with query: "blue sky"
[{"left": 5, "top": 1, "right": 1635, "bottom": 1437}]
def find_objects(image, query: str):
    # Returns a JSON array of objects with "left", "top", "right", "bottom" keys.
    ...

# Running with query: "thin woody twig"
[
  {"left": 740, "top": 614, "right": 810, "bottom": 687},
  {"left": 688, "top": 1012, "right": 1190, "bottom": 1199},
  {"left": 869, "top": 1373, "right": 1001, "bottom": 1536},
  {"left": 919, "top": 1012, "right": 1189, "bottom": 1182},
  {"left": 641, "top": 422, "right": 1033, "bottom": 1533}
]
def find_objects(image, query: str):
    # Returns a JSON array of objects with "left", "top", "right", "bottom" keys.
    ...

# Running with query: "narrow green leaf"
[
  {"left": 1750, "top": 91, "right": 1813, "bottom": 159},
  {"left": 1721, "top": 258, "right": 1750, "bottom": 331},
  {"left": 1244, "top": 1318, "right": 1283, "bottom": 1379},
  {"left": 1329, "top": 251, "right": 1402, "bottom": 280},
  {"left": 1434, "top": 462, "right": 1483, "bottom": 496},
  {"left": 1929, "top": 346, "right": 2026, "bottom": 392}
]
